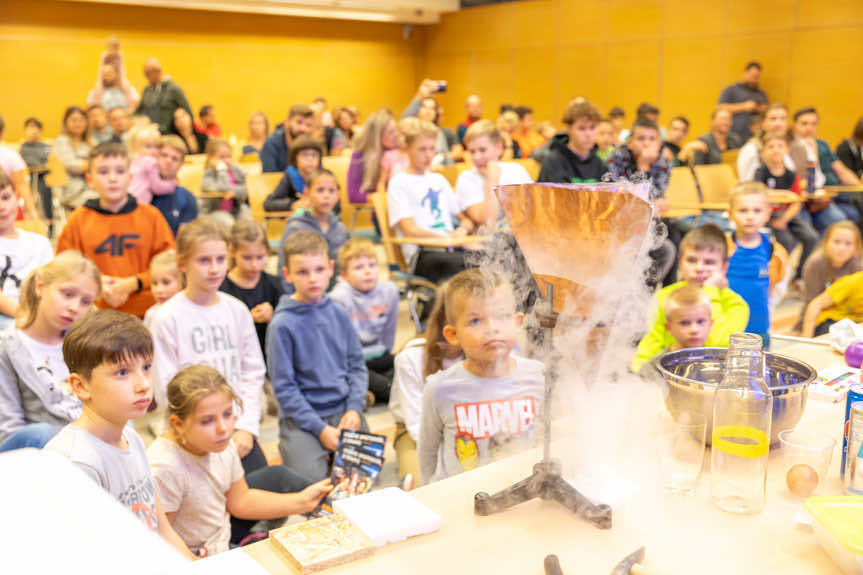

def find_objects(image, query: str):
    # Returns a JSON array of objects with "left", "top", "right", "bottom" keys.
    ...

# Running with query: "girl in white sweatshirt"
[{"left": 150, "top": 218, "right": 266, "bottom": 473}]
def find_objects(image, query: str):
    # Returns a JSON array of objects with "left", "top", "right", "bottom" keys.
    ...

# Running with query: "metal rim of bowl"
[{"left": 654, "top": 347, "right": 817, "bottom": 391}]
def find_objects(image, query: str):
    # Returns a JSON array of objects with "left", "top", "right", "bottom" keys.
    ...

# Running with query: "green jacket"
[
  {"left": 632, "top": 281, "right": 750, "bottom": 372},
  {"left": 135, "top": 79, "right": 192, "bottom": 134}
]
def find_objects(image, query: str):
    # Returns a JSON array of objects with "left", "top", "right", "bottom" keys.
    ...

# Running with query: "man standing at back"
[
  {"left": 718, "top": 61, "right": 768, "bottom": 142},
  {"left": 135, "top": 58, "right": 192, "bottom": 134}
]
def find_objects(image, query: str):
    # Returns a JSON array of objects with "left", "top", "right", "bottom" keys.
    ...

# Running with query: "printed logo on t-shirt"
[
  {"left": 116, "top": 476, "right": 158, "bottom": 531},
  {"left": 421, "top": 187, "right": 447, "bottom": 231},
  {"left": 0, "top": 255, "right": 22, "bottom": 294},
  {"left": 349, "top": 304, "right": 388, "bottom": 340},
  {"left": 189, "top": 324, "right": 240, "bottom": 383},
  {"left": 453, "top": 397, "right": 537, "bottom": 440},
  {"left": 455, "top": 434, "right": 479, "bottom": 471},
  {"left": 94, "top": 234, "right": 140, "bottom": 257}
]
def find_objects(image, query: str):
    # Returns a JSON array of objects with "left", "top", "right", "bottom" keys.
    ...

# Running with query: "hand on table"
[{"left": 232, "top": 429, "right": 254, "bottom": 458}]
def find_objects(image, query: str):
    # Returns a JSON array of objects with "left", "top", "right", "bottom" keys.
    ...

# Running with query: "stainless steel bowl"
[{"left": 654, "top": 347, "right": 816, "bottom": 444}]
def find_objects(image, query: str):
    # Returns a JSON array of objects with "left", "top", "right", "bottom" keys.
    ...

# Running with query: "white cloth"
[
  {"left": 737, "top": 140, "right": 795, "bottom": 182},
  {"left": 418, "top": 355, "right": 545, "bottom": 483},
  {"left": 150, "top": 292, "right": 265, "bottom": 436},
  {"left": 0, "top": 145, "right": 26, "bottom": 177},
  {"left": 147, "top": 437, "right": 244, "bottom": 556},
  {"left": 0, "top": 229, "right": 53, "bottom": 303},
  {"left": 142, "top": 302, "right": 161, "bottom": 330},
  {"left": 455, "top": 162, "right": 532, "bottom": 214},
  {"left": 388, "top": 338, "right": 461, "bottom": 442},
  {"left": 387, "top": 171, "right": 461, "bottom": 261},
  {"left": 46, "top": 425, "right": 159, "bottom": 531}
]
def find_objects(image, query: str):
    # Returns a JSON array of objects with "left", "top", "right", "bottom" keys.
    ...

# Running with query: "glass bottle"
[{"left": 710, "top": 333, "right": 772, "bottom": 514}]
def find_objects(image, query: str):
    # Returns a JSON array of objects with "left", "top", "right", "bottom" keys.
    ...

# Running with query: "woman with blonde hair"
[{"left": 346, "top": 108, "right": 401, "bottom": 204}]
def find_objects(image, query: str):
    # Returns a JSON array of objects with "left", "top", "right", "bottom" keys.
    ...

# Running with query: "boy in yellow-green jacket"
[{"left": 632, "top": 224, "right": 749, "bottom": 372}]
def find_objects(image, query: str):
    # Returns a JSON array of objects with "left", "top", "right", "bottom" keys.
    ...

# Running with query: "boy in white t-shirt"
[
  {"left": 457, "top": 119, "right": 532, "bottom": 229},
  {"left": 418, "top": 269, "right": 545, "bottom": 483},
  {"left": 387, "top": 118, "right": 475, "bottom": 284},
  {"left": 0, "top": 171, "right": 52, "bottom": 327}
]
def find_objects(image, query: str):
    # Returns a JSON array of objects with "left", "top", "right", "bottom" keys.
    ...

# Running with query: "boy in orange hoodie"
[{"left": 57, "top": 142, "right": 175, "bottom": 318}]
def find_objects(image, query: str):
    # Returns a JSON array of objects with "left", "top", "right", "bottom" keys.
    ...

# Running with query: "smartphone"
[{"left": 435, "top": 81, "right": 448, "bottom": 93}]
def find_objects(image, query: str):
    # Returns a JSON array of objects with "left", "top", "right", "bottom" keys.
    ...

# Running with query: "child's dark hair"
[
  {"left": 630, "top": 117, "right": 660, "bottom": 135},
  {"left": 282, "top": 230, "right": 329, "bottom": 268},
  {"left": 167, "top": 365, "right": 241, "bottom": 422},
  {"left": 671, "top": 116, "right": 690, "bottom": 129},
  {"left": 679, "top": 223, "right": 729, "bottom": 263},
  {"left": 307, "top": 167, "right": 338, "bottom": 190},
  {"left": 199, "top": 104, "right": 214, "bottom": 119},
  {"left": 794, "top": 107, "right": 818, "bottom": 122},
  {"left": 24, "top": 117, "right": 43, "bottom": 130},
  {"left": 608, "top": 107, "right": 625, "bottom": 119},
  {"left": 62, "top": 106, "right": 88, "bottom": 138},
  {"left": 636, "top": 102, "right": 660, "bottom": 119},
  {"left": 88, "top": 141, "right": 129, "bottom": 171},
  {"left": 289, "top": 136, "right": 324, "bottom": 167},
  {"left": 514, "top": 105, "right": 533, "bottom": 120},
  {"left": 63, "top": 310, "right": 153, "bottom": 379}
]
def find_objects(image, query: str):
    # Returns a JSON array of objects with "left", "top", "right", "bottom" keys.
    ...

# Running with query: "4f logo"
[{"left": 95, "top": 234, "right": 140, "bottom": 256}]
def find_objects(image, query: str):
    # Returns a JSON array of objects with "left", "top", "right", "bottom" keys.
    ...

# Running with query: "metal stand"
[{"left": 473, "top": 285, "right": 613, "bottom": 530}]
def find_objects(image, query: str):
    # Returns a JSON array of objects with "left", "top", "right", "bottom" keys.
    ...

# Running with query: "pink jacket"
[{"left": 129, "top": 155, "right": 176, "bottom": 204}]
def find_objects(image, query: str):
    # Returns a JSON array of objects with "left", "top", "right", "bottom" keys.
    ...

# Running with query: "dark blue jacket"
[
  {"left": 260, "top": 127, "right": 289, "bottom": 173},
  {"left": 266, "top": 295, "right": 368, "bottom": 436}
]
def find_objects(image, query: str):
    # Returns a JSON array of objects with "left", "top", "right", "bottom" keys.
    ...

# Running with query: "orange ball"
[{"left": 786, "top": 464, "right": 820, "bottom": 496}]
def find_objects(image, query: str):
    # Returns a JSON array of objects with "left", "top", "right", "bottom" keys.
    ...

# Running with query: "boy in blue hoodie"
[
  {"left": 277, "top": 168, "right": 349, "bottom": 292},
  {"left": 267, "top": 230, "right": 369, "bottom": 481}
]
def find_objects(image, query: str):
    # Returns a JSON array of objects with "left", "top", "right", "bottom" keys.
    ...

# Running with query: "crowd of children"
[{"left": 4, "top": 54, "right": 863, "bottom": 561}]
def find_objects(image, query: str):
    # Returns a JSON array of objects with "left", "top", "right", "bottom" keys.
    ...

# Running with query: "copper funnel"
[{"left": 496, "top": 183, "right": 653, "bottom": 316}]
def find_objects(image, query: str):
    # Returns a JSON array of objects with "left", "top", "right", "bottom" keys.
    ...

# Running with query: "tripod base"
[{"left": 473, "top": 459, "right": 612, "bottom": 529}]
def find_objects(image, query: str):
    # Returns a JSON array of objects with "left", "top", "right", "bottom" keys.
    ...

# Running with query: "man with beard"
[{"left": 261, "top": 104, "right": 316, "bottom": 173}]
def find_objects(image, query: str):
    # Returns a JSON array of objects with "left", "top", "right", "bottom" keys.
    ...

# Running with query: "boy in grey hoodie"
[
  {"left": 267, "top": 231, "right": 369, "bottom": 481},
  {"left": 276, "top": 168, "right": 349, "bottom": 292},
  {"left": 330, "top": 238, "right": 399, "bottom": 405}
]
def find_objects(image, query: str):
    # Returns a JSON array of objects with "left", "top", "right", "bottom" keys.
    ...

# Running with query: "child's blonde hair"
[
  {"left": 664, "top": 284, "right": 712, "bottom": 322},
  {"left": 823, "top": 221, "right": 863, "bottom": 255},
  {"left": 337, "top": 237, "right": 378, "bottom": 272},
  {"left": 760, "top": 130, "right": 790, "bottom": 148},
  {"left": 399, "top": 117, "right": 438, "bottom": 147},
  {"left": 16, "top": 251, "right": 102, "bottom": 330},
  {"left": 229, "top": 220, "right": 268, "bottom": 251},
  {"left": 444, "top": 268, "right": 508, "bottom": 325},
  {"left": 205, "top": 138, "right": 232, "bottom": 160},
  {"left": 160, "top": 135, "right": 187, "bottom": 159},
  {"left": 166, "top": 364, "right": 241, "bottom": 423},
  {"left": 176, "top": 218, "right": 229, "bottom": 268},
  {"left": 126, "top": 123, "right": 161, "bottom": 155},
  {"left": 149, "top": 249, "right": 179, "bottom": 279},
  {"left": 729, "top": 181, "right": 770, "bottom": 209},
  {"left": 463, "top": 119, "right": 502, "bottom": 147},
  {"left": 354, "top": 108, "right": 394, "bottom": 193}
]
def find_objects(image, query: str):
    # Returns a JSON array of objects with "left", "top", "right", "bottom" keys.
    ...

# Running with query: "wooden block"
[{"left": 270, "top": 514, "right": 374, "bottom": 574}]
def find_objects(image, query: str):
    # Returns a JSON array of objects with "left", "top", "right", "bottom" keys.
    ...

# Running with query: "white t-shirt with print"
[
  {"left": 387, "top": 171, "right": 461, "bottom": 262},
  {"left": 0, "top": 229, "right": 53, "bottom": 304},
  {"left": 17, "top": 329, "right": 69, "bottom": 389},
  {"left": 455, "top": 162, "right": 533, "bottom": 215}
]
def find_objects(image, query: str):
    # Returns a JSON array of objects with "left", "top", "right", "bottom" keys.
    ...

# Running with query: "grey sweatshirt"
[
  {"left": 329, "top": 278, "right": 399, "bottom": 359},
  {"left": 418, "top": 355, "right": 545, "bottom": 483},
  {"left": 0, "top": 329, "right": 81, "bottom": 442}
]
